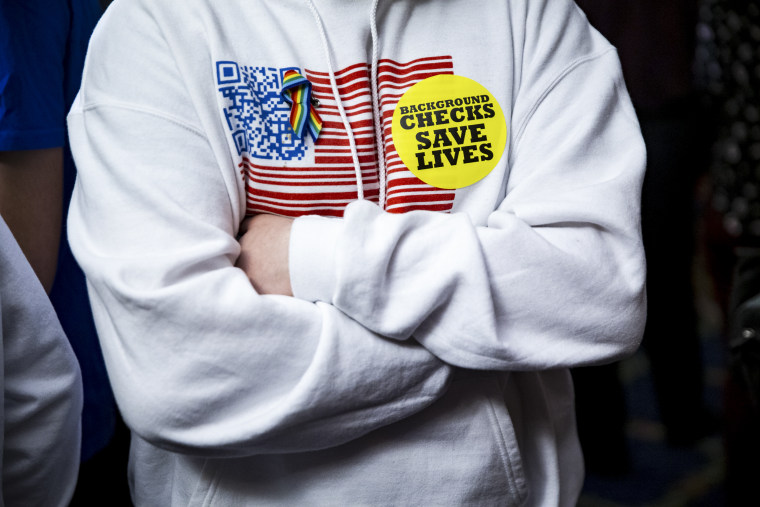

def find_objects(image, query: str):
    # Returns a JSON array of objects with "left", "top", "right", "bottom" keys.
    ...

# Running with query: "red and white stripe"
[
  {"left": 376, "top": 56, "right": 456, "bottom": 213},
  {"left": 243, "top": 56, "right": 456, "bottom": 217}
]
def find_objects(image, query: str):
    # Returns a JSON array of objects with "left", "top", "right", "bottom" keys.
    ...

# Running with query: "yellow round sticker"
[{"left": 392, "top": 75, "right": 507, "bottom": 190}]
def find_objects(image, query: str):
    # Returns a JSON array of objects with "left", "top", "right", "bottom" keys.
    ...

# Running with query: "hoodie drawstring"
[
  {"left": 369, "top": 0, "right": 386, "bottom": 208},
  {"left": 305, "top": 0, "right": 385, "bottom": 207}
]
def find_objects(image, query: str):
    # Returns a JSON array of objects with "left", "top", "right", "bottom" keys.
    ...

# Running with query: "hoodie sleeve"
[
  {"left": 0, "top": 218, "right": 82, "bottom": 507},
  {"left": 66, "top": 2, "right": 451, "bottom": 458},
  {"left": 289, "top": 1, "right": 647, "bottom": 371}
]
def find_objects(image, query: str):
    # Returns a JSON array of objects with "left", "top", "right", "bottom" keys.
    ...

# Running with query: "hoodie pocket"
[
  {"left": 186, "top": 458, "right": 220, "bottom": 507},
  {"left": 177, "top": 373, "right": 527, "bottom": 506},
  {"left": 479, "top": 374, "right": 529, "bottom": 504}
]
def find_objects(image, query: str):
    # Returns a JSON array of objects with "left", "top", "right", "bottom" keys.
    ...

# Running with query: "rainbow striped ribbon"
[{"left": 281, "top": 70, "right": 322, "bottom": 141}]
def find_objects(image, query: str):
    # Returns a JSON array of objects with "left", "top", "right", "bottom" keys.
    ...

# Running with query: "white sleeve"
[
  {"left": 66, "top": 4, "right": 451, "bottom": 459},
  {"left": 0, "top": 218, "right": 82, "bottom": 507},
  {"left": 67, "top": 106, "right": 450, "bottom": 458},
  {"left": 289, "top": 10, "right": 647, "bottom": 371}
]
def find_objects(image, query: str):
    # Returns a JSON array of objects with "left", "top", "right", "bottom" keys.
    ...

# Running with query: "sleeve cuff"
[{"left": 289, "top": 215, "right": 342, "bottom": 302}]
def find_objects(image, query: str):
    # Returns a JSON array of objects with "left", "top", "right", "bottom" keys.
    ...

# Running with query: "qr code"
[{"left": 215, "top": 61, "right": 306, "bottom": 161}]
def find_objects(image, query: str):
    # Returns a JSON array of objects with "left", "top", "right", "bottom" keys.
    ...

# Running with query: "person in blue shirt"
[{"left": 0, "top": 0, "right": 130, "bottom": 503}]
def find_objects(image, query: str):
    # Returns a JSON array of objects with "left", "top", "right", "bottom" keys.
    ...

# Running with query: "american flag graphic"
[{"left": 241, "top": 56, "right": 457, "bottom": 217}]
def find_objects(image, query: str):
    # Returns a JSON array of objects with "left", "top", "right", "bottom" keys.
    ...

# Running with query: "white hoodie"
[{"left": 67, "top": 0, "right": 646, "bottom": 505}]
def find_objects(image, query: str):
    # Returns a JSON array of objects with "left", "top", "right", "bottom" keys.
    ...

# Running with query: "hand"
[{"left": 236, "top": 214, "right": 294, "bottom": 296}]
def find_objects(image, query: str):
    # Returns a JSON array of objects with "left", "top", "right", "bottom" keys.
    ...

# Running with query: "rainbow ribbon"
[{"left": 281, "top": 70, "right": 322, "bottom": 141}]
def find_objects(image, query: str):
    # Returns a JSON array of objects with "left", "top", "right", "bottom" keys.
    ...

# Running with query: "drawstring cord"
[
  {"left": 305, "top": 0, "right": 386, "bottom": 207},
  {"left": 305, "top": 0, "right": 365, "bottom": 201},
  {"left": 369, "top": 0, "right": 386, "bottom": 208}
]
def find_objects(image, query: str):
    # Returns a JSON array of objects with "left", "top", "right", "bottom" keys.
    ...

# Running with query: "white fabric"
[
  {"left": 304, "top": 0, "right": 366, "bottom": 200},
  {"left": 0, "top": 217, "right": 82, "bottom": 506},
  {"left": 67, "top": 0, "right": 646, "bottom": 505}
]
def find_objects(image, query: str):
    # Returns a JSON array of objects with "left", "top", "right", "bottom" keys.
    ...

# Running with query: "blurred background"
[{"left": 573, "top": 1, "right": 760, "bottom": 506}]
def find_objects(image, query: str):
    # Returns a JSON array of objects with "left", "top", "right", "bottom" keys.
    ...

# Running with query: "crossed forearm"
[{"left": 236, "top": 214, "right": 294, "bottom": 296}]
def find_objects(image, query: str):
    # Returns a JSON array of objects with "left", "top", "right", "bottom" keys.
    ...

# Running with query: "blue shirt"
[{"left": 0, "top": 0, "right": 114, "bottom": 461}]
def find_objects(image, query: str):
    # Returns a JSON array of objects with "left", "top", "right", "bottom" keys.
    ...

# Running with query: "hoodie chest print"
[{"left": 216, "top": 57, "right": 457, "bottom": 217}]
